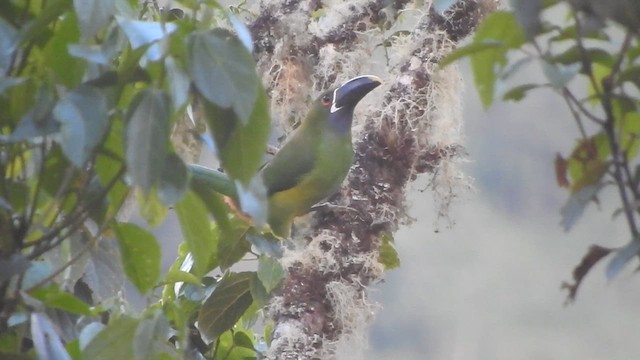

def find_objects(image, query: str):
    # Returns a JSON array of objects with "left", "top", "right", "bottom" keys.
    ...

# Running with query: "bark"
[{"left": 247, "top": 1, "right": 499, "bottom": 358}]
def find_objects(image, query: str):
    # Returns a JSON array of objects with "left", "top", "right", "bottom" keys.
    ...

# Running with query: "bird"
[{"left": 190, "top": 75, "right": 382, "bottom": 238}]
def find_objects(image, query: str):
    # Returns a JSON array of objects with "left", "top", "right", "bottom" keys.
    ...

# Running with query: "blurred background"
[{"left": 366, "top": 60, "right": 640, "bottom": 360}]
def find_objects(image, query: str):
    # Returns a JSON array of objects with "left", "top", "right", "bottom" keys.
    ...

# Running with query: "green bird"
[{"left": 191, "top": 75, "right": 382, "bottom": 237}]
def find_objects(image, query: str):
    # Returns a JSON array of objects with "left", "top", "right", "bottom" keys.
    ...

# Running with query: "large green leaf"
[
  {"left": 187, "top": 29, "right": 259, "bottom": 123},
  {"left": 82, "top": 316, "right": 138, "bottom": 360},
  {"left": 450, "top": 11, "right": 526, "bottom": 108},
  {"left": 158, "top": 153, "right": 188, "bottom": 205},
  {"left": 197, "top": 272, "right": 253, "bottom": 340},
  {"left": 125, "top": 89, "right": 170, "bottom": 193},
  {"left": 74, "top": 0, "right": 116, "bottom": 39},
  {"left": 114, "top": 222, "right": 161, "bottom": 294},
  {"left": 53, "top": 85, "right": 109, "bottom": 167},
  {"left": 203, "top": 85, "right": 270, "bottom": 184},
  {"left": 133, "top": 311, "right": 175, "bottom": 360},
  {"left": 81, "top": 238, "right": 125, "bottom": 302},
  {"left": 257, "top": 255, "right": 284, "bottom": 293},
  {"left": 0, "top": 18, "right": 18, "bottom": 73},
  {"left": 175, "top": 191, "right": 217, "bottom": 277},
  {"left": 31, "top": 285, "right": 94, "bottom": 316},
  {"left": 217, "top": 218, "right": 252, "bottom": 271}
]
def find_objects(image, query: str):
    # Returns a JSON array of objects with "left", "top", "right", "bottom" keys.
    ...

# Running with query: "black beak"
[{"left": 332, "top": 75, "right": 382, "bottom": 113}]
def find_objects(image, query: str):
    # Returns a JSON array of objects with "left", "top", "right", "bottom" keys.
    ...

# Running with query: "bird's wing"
[{"left": 261, "top": 133, "right": 316, "bottom": 195}]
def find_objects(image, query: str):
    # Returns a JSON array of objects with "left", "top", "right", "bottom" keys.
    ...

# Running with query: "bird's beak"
[{"left": 331, "top": 75, "right": 382, "bottom": 113}]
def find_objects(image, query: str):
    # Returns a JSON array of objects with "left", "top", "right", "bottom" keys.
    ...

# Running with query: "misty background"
[{"left": 366, "top": 61, "right": 640, "bottom": 360}]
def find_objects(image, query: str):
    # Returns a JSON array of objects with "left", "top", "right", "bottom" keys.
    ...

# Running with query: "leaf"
[
  {"left": 82, "top": 238, "right": 125, "bottom": 302},
  {"left": 502, "top": 83, "right": 541, "bottom": 102},
  {"left": 31, "top": 286, "right": 93, "bottom": 316},
  {"left": 217, "top": 218, "right": 252, "bottom": 271},
  {"left": 165, "top": 56, "right": 190, "bottom": 110},
  {"left": 187, "top": 29, "right": 260, "bottom": 123},
  {"left": 246, "top": 232, "right": 283, "bottom": 258},
  {"left": 379, "top": 233, "right": 400, "bottom": 270},
  {"left": 114, "top": 222, "right": 161, "bottom": 294},
  {"left": 133, "top": 311, "right": 172, "bottom": 360},
  {"left": 197, "top": 272, "right": 253, "bottom": 340},
  {"left": 0, "top": 18, "right": 19, "bottom": 73},
  {"left": 561, "top": 245, "right": 612, "bottom": 303},
  {"left": 511, "top": 0, "right": 543, "bottom": 39},
  {"left": 249, "top": 273, "right": 269, "bottom": 308},
  {"left": 554, "top": 153, "right": 570, "bottom": 188},
  {"left": 74, "top": 0, "right": 116, "bottom": 39},
  {"left": 468, "top": 11, "right": 526, "bottom": 108},
  {"left": 541, "top": 60, "right": 581, "bottom": 89},
  {"left": 560, "top": 185, "right": 600, "bottom": 232},
  {"left": 439, "top": 40, "right": 503, "bottom": 68},
  {"left": 607, "top": 239, "right": 640, "bottom": 279},
  {"left": 116, "top": 17, "right": 177, "bottom": 61},
  {"left": 233, "top": 331, "right": 255, "bottom": 350},
  {"left": 158, "top": 153, "right": 188, "bottom": 205},
  {"left": 257, "top": 255, "right": 284, "bottom": 293},
  {"left": 9, "top": 87, "right": 58, "bottom": 142},
  {"left": 125, "top": 89, "right": 170, "bottom": 193},
  {"left": 78, "top": 322, "right": 105, "bottom": 350},
  {"left": 44, "top": 11, "right": 83, "bottom": 87},
  {"left": 82, "top": 316, "right": 138, "bottom": 360},
  {"left": 203, "top": 84, "right": 270, "bottom": 184},
  {"left": 175, "top": 191, "right": 217, "bottom": 277},
  {"left": 30, "top": 312, "right": 72, "bottom": 360},
  {"left": 137, "top": 187, "right": 168, "bottom": 227},
  {"left": 0, "top": 254, "right": 31, "bottom": 283},
  {"left": 53, "top": 85, "right": 109, "bottom": 167}
]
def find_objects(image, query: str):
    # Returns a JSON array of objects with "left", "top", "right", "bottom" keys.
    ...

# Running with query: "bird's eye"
[{"left": 321, "top": 94, "right": 332, "bottom": 106}]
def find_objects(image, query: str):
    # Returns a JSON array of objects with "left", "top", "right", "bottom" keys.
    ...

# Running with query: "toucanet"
[{"left": 190, "top": 75, "right": 382, "bottom": 237}]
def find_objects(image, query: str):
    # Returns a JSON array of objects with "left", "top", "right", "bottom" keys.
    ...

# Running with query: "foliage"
[
  {"left": 443, "top": 0, "right": 640, "bottom": 301},
  {"left": 0, "top": 0, "right": 280, "bottom": 358}
]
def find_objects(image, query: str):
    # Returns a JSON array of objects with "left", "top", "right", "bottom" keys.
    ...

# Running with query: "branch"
[{"left": 248, "top": 1, "right": 498, "bottom": 358}]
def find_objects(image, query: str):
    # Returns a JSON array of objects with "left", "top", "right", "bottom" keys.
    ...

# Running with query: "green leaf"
[
  {"left": 53, "top": 85, "right": 109, "bottom": 167},
  {"left": 158, "top": 153, "right": 188, "bottom": 205},
  {"left": 233, "top": 330, "right": 255, "bottom": 350},
  {"left": 0, "top": 18, "right": 19, "bottom": 73},
  {"left": 379, "top": 233, "right": 400, "bottom": 270},
  {"left": 31, "top": 286, "right": 94, "bottom": 316},
  {"left": 560, "top": 185, "right": 600, "bottom": 232},
  {"left": 198, "top": 272, "right": 253, "bottom": 340},
  {"left": 257, "top": 255, "right": 284, "bottom": 293},
  {"left": 114, "top": 222, "right": 161, "bottom": 294},
  {"left": 466, "top": 11, "right": 526, "bottom": 108},
  {"left": 163, "top": 270, "right": 200, "bottom": 286},
  {"left": 175, "top": 191, "right": 217, "bottom": 277},
  {"left": 82, "top": 238, "right": 125, "bottom": 302},
  {"left": 137, "top": 187, "right": 168, "bottom": 227},
  {"left": 541, "top": 60, "right": 581, "bottom": 88},
  {"left": 607, "top": 239, "right": 640, "bottom": 279},
  {"left": 249, "top": 273, "right": 269, "bottom": 308},
  {"left": 187, "top": 29, "right": 260, "bottom": 123},
  {"left": 125, "top": 89, "right": 170, "bottom": 193},
  {"left": 502, "top": 84, "right": 541, "bottom": 102},
  {"left": 217, "top": 218, "right": 252, "bottom": 271},
  {"left": 164, "top": 56, "right": 190, "bottom": 110},
  {"left": 116, "top": 17, "right": 177, "bottom": 61},
  {"left": 439, "top": 40, "right": 503, "bottom": 68},
  {"left": 82, "top": 316, "right": 138, "bottom": 360},
  {"left": 74, "top": 0, "right": 116, "bottom": 39},
  {"left": 31, "top": 312, "right": 72, "bottom": 360},
  {"left": 203, "top": 84, "right": 270, "bottom": 184},
  {"left": 133, "top": 311, "right": 173, "bottom": 360},
  {"left": 43, "top": 12, "right": 83, "bottom": 87}
]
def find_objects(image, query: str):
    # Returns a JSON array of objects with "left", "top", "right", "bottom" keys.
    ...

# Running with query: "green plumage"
[{"left": 190, "top": 75, "right": 381, "bottom": 237}]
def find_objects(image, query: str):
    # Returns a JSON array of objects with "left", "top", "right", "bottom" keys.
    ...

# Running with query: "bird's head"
[{"left": 316, "top": 75, "right": 382, "bottom": 133}]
